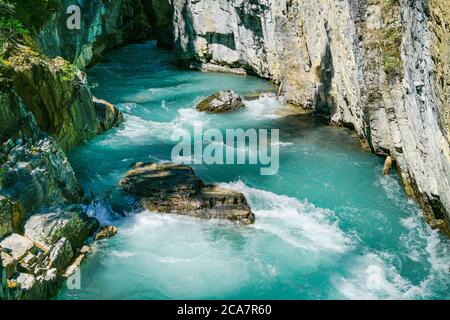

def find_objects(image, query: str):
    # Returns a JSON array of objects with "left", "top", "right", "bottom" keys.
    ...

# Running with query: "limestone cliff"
[
  {"left": 36, "top": 0, "right": 173, "bottom": 67},
  {"left": 171, "top": 0, "right": 450, "bottom": 233}
]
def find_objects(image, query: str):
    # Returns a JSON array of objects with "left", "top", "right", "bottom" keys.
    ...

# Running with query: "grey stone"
[
  {"left": 24, "top": 206, "right": 99, "bottom": 251},
  {"left": 0, "top": 138, "right": 83, "bottom": 216},
  {"left": 196, "top": 90, "right": 245, "bottom": 113},
  {"left": 0, "top": 251, "right": 17, "bottom": 279},
  {"left": 93, "top": 97, "right": 124, "bottom": 131},
  {"left": 120, "top": 162, "right": 255, "bottom": 224},
  {"left": 49, "top": 238, "right": 74, "bottom": 271},
  {"left": 0, "top": 234, "right": 34, "bottom": 261}
]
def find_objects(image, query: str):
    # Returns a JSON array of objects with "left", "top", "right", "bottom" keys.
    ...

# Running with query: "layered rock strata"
[{"left": 120, "top": 162, "right": 255, "bottom": 225}]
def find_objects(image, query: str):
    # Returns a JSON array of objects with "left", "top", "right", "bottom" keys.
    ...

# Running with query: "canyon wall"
[
  {"left": 171, "top": 0, "right": 450, "bottom": 233},
  {"left": 37, "top": 0, "right": 172, "bottom": 67}
]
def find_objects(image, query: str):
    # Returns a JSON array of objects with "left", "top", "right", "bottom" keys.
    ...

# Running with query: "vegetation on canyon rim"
[{"left": 0, "top": 0, "right": 60, "bottom": 59}]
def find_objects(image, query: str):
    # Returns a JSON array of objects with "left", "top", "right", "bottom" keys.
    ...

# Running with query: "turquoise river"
[{"left": 57, "top": 42, "right": 450, "bottom": 300}]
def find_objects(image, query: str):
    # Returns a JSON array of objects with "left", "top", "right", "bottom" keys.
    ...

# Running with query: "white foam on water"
[
  {"left": 109, "top": 250, "right": 136, "bottom": 258},
  {"left": 119, "top": 102, "right": 139, "bottom": 113},
  {"left": 161, "top": 100, "right": 169, "bottom": 112},
  {"left": 333, "top": 210, "right": 450, "bottom": 300},
  {"left": 176, "top": 107, "right": 210, "bottom": 125},
  {"left": 85, "top": 202, "right": 120, "bottom": 226},
  {"left": 99, "top": 211, "right": 254, "bottom": 299},
  {"left": 220, "top": 181, "right": 355, "bottom": 254},
  {"left": 97, "top": 114, "right": 178, "bottom": 146},
  {"left": 158, "top": 256, "right": 196, "bottom": 264},
  {"left": 333, "top": 252, "right": 423, "bottom": 300},
  {"left": 272, "top": 141, "right": 293, "bottom": 147},
  {"left": 243, "top": 93, "right": 284, "bottom": 120}
]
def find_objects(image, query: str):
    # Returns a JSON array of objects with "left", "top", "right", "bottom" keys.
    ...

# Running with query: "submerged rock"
[
  {"left": 196, "top": 90, "right": 245, "bottom": 113},
  {"left": 120, "top": 162, "right": 255, "bottom": 224}
]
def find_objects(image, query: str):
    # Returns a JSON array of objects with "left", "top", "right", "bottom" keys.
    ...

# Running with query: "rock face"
[
  {"left": 172, "top": 0, "right": 450, "bottom": 232},
  {"left": 0, "top": 196, "right": 24, "bottom": 240},
  {"left": 24, "top": 206, "right": 99, "bottom": 250},
  {"left": 120, "top": 162, "right": 255, "bottom": 224},
  {"left": 6, "top": 46, "right": 123, "bottom": 151},
  {"left": 196, "top": 90, "right": 245, "bottom": 113},
  {"left": 0, "top": 137, "right": 83, "bottom": 216},
  {"left": 0, "top": 43, "right": 123, "bottom": 235},
  {"left": 93, "top": 97, "right": 124, "bottom": 131},
  {"left": 36, "top": 0, "right": 155, "bottom": 68}
]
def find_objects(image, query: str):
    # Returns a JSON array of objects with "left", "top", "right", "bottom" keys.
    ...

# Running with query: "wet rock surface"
[
  {"left": 196, "top": 90, "right": 245, "bottom": 113},
  {"left": 95, "top": 226, "right": 118, "bottom": 241},
  {"left": 93, "top": 97, "right": 124, "bottom": 132},
  {"left": 0, "top": 196, "right": 24, "bottom": 240},
  {"left": 120, "top": 162, "right": 255, "bottom": 225}
]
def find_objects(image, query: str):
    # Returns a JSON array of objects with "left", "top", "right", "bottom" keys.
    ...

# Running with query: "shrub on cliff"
[
  {"left": 0, "top": 1, "right": 27, "bottom": 61},
  {"left": 8, "top": 0, "right": 58, "bottom": 32}
]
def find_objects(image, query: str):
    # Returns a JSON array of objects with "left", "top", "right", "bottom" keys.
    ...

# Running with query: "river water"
[{"left": 57, "top": 41, "right": 450, "bottom": 300}]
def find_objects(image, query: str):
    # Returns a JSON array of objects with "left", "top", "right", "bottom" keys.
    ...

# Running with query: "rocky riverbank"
[{"left": 0, "top": 0, "right": 130, "bottom": 299}]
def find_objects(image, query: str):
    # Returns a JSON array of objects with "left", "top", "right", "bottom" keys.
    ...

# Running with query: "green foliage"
[
  {"left": 0, "top": 18, "right": 28, "bottom": 36},
  {"left": 0, "top": 1, "right": 28, "bottom": 60},
  {"left": 50, "top": 213, "right": 84, "bottom": 245},
  {"left": 9, "top": 0, "right": 59, "bottom": 32},
  {"left": 381, "top": 27, "right": 403, "bottom": 82},
  {"left": 0, "top": 0, "right": 14, "bottom": 16},
  {"left": 0, "top": 165, "right": 7, "bottom": 187},
  {"left": 62, "top": 61, "right": 78, "bottom": 82}
]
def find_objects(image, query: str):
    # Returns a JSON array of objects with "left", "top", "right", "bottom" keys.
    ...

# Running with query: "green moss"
[
  {"left": 0, "top": 1, "right": 28, "bottom": 61},
  {"left": 50, "top": 213, "right": 85, "bottom": 245},
  {"left": 0, "top": 166, "right": 7, "bottom": 187},
  {"left": 61, "top": 61, "right": 78, "bottom": 82},
  {"left": 9, "top": 0, "right": 58, "bottom": 32},
  {"left": 381, "top": 27, "right": 403, "bottom": 82},
  {"left": 0, "top": 18, "right": 28, "bottom": 36}
]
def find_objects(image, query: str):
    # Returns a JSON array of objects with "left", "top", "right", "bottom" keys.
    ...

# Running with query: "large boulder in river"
[
  {"left": 196, "top": 90, "right": 245, "bottom": 113},
  {"left": 93, "top": 97, "right": 124, "bottom": 132},
  {"left": 95, "top": 225, "right": 118, "bottom": 241},
  {"left": 120, "top": 163, "right": 255, "bottom": 224}
]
